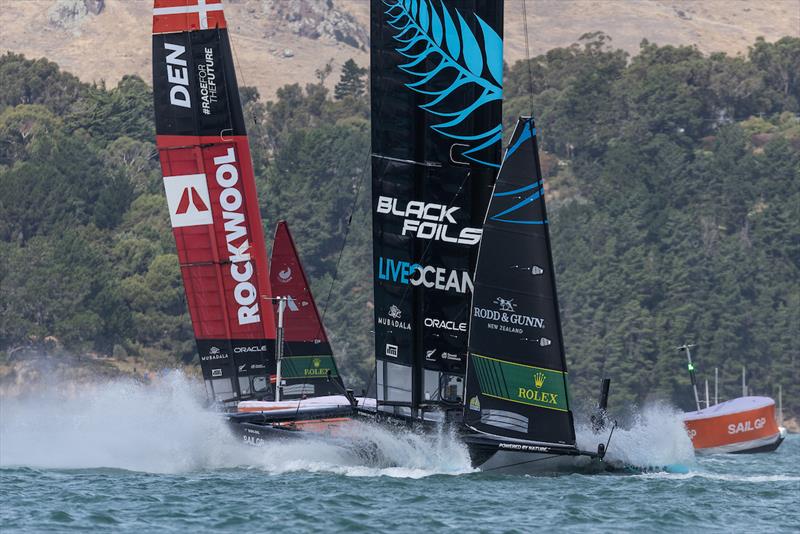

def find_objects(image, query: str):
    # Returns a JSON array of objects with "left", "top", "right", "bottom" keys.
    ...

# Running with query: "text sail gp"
[
  {"left": 371, "top": 0, "right": 503, "bottom": 417},
  {"left": 152, "top": 0, "right": 277, "bottom": 404}
]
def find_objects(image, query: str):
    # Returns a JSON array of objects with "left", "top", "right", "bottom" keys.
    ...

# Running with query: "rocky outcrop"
[
  {"left": 259, "top": 0, "right": 368, "bottom": 50},
  {"left": 48, "top": 0, "right": 104, "bottom": 30}
]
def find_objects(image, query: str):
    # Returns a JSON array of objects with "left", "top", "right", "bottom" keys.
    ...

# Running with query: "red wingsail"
[
  {"left": 270, "top": 221, "right": 345, "bottom": 397},
  {"left": 152, "top": 0, "right": 276, "bottom": 402}
]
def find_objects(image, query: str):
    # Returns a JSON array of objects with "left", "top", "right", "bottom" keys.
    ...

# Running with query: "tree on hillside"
[{"left": 334, "top": 59, "right": 367, "bottom": 100}]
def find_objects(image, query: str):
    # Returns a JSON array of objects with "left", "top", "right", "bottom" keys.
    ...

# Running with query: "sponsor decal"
[
  {"left": 728, "top": 417, "right": 766, "bottom": 435},
  {"left": 473, "top": 296, "right": 546, "bottom": 335},
  {"left": 163, "top": 174, "right": 213, "bottom": 228},
  {"left": 531, "top": 266, "right": 544, "bottom": 275},
  {"left": 377, "top": 304, "right": 411, "bottom": 331},
  {"left": 539, "top": 337, "right": 551, "bottom": 347},
  {"left": 471, "top": 354, "right": 568, "bottom": 411},
  {"left": 498, "top": 443, "right": 549, "bottom": 453},
  {"left": 516, "top": 372, "right": 560, "bottom": 406},
  {"left": 469, "top": 396, "right": 481, "bottom": 411},
  {"left": 163, "top": 41, "right": 191, "bottom": 109},
  {"left": 496, "top": 297, "right": 515, "bottom": 312},
  {"left": 211, "top": 368, "right": 223, "bottom": 377},
  {"left": 385, "top": 343, "right": 399, "bottom": 358},
  {"left": 233, "top": 344, "right": 267, "bottom": 353},
  {"left": 201, "top": 346, "right": 228, "bottom": 361},
  {"left": 376, "top": 196, "right": 482, "bottom": 246},
  {"left": 278, "top": 267, "right": 292, "bottom": 283},
  {"left": 212, "top": 147, "right": 261, "bottom": 326},
  {"left": 424, "top": 349, "right": 461, "bottom": 362},
  {"left": 279, "top": 356, "right": 336, "bottom": 379},
  {"left": 424, "top": 317, "right": 467, "bottom": 333},
  {"left": 238, "top": 363, "right": 247, "bottom": 372},
  {"left": 197, "top": 47, "right": 218, "bottom": 116},
  {"left": 243, "top": 434, "right": 265, "bottom": 446},
  {"left": 377, "top": 257, "right": 473, "bottom": 294},
  {"left": 303, "top": 357, "right": 329, "bottom": 377}
]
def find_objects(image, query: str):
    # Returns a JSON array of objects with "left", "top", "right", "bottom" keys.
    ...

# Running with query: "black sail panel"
[
  {"left": 464, "top": 117, "right": 576, "bottom": 446},
  {"left": 371, "top": 0, "right": 503, "bottom": 415}
]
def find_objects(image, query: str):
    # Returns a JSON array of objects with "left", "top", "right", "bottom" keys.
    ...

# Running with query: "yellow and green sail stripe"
[
  {"left": 280, "top": 355, "right": 339, "bottom": 379},
  {"left": 471, "top": 354, "right": 568, "bottom": 412}
]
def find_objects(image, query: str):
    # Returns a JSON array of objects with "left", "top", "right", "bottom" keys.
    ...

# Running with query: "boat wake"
[
  {"left": 575, "top": 402, "right": 696, "bottom": 471},
  {"left": 0, "top": 373, "right": 472, "bottom": 478}
]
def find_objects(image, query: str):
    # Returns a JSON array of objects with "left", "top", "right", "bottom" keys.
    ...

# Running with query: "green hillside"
[{"left": 0, "top": 35, "right": 797, "bottom": 416}]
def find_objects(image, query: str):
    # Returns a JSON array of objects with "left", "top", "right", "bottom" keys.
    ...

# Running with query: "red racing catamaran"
[{"left": 152, "top": 0, "right": 355, "bottom": 439}]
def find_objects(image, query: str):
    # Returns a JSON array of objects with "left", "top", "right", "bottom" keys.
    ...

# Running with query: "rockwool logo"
[{"left": 164, "top": 174, "right": 213, "bottom": 228}]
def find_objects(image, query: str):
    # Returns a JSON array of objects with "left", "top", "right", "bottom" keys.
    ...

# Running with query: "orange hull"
[{"left": 684, "top": 396, "right": 781, "bottom": 453}]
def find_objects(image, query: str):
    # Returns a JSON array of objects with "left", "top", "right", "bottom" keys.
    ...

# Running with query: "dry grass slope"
[{"left": 1, "top": 0, "right": 797, "bottom": 99}]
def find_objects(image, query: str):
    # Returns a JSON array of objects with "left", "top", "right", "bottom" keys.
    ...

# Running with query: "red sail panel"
[
  {"left": 153, "top": 0, "right": 275, "bottom": 400},
  {"left": 270, "top": 221, "right": 329, "bottom": 345},
  {"left": 269, "top": 221, "right": 345, "bottom": 397}
]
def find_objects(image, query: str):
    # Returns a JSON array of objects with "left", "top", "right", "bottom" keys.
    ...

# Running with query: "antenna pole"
[
  {"left": 274, "top": 297, "right": 287, "bottom": 402},
  {"left": 678, "top": 344, "right": 701, "bottom": 411},
  {"left": 778, "top": 384, "right": 783, "bottom": 426},
  {"left": 714, "top": 367, "right": 718, "bottom": 405},
  {"left": 742, "top": 366, "right": 746, "bottom": 398},
  {"left": 704, "top": 379, "right": 710, "bottom": 409}
]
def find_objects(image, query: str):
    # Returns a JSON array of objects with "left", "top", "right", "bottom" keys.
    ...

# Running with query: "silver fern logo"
[{"left": 383, "top": 0, "right": 503, "bottom": 167}]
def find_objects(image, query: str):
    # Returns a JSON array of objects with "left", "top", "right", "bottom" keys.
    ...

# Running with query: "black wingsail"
[
  {"left": 371, "top": 0, "right": 503, "bottom": 418},
  {"left": 464, "top": 117, "right": 576, "bottom": 447}
]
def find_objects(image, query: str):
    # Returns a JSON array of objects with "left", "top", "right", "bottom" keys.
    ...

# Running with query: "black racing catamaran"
[
  {"left": 460, "top": 118, "right": 604, "bottom": 471},
  {"left": 367, "top": 0, "right": 609, "bottom": 472}
]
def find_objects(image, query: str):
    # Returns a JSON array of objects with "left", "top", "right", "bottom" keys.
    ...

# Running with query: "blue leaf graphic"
[
  {"left": 477, "top": 16, "right": 503, "bottom": 86},
  {"left": 418, "top": 0, "right": 429, "bottom": 32},
  {"left": 457, "top": 11, "right": 483, "bottom": 77},
  {"left": 430, "top": 4, "right": 442, "bottom": 45},
  {"left": 382, "top": 0, "right": 504, "bottom": 168}
]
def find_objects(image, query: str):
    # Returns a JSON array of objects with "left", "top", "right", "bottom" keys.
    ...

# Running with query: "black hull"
[{"left": 226, "top": 408, "right": 611, "bottom": 474}]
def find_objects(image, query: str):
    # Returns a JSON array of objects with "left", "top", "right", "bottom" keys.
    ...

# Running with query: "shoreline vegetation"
[{"left": 1, "top": 35, "right": 798, "bottom": 419}]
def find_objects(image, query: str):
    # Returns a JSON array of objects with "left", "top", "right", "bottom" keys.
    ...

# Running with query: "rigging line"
[
  {"left": 521, "top": 0, "right": 535, "bottom": 117},
  {"left": 228, "top": 25, "right": 260, "bottom": 127},
  {"left": 315, "top": 70, "right": 385, "bottom": 348},
  {"left": 318, "top": 139, "right": 368, "bottom": 329},
  {"left": 479, "top": 453, "right": 563, "bottom": 472}
]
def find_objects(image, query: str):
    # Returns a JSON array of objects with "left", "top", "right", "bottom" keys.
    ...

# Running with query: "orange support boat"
[{"left": 684, "top": 396, "right": 786, "bottom": 454}]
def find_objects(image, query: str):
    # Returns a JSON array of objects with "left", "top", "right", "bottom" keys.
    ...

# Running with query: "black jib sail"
[
  {"left": 463, "top": 117, "right": 576, "bottom": 447},
  {"left": 371, "top": 0, "right": 503, "bottom": 418}
]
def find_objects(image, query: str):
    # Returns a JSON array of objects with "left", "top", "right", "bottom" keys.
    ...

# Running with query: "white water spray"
[
  {"left": 0, "top": 373, "right": 472, "bottom": 477},
  {"left": 576, "top": 402, "right": 696, "bottom": 469}
]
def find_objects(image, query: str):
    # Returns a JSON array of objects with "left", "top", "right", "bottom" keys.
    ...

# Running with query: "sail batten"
[{"left": 464, "top": 117, "right": 576, "bottom": 447}]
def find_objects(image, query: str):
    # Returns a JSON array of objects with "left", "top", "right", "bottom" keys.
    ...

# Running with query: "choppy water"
[{"left": 1, "top": 374, "right": 797, "bottom": 532}]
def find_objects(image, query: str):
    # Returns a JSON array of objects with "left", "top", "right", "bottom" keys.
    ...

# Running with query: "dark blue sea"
[{"left": 1, "top": 375, "right": 797, "bottom": 532}]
